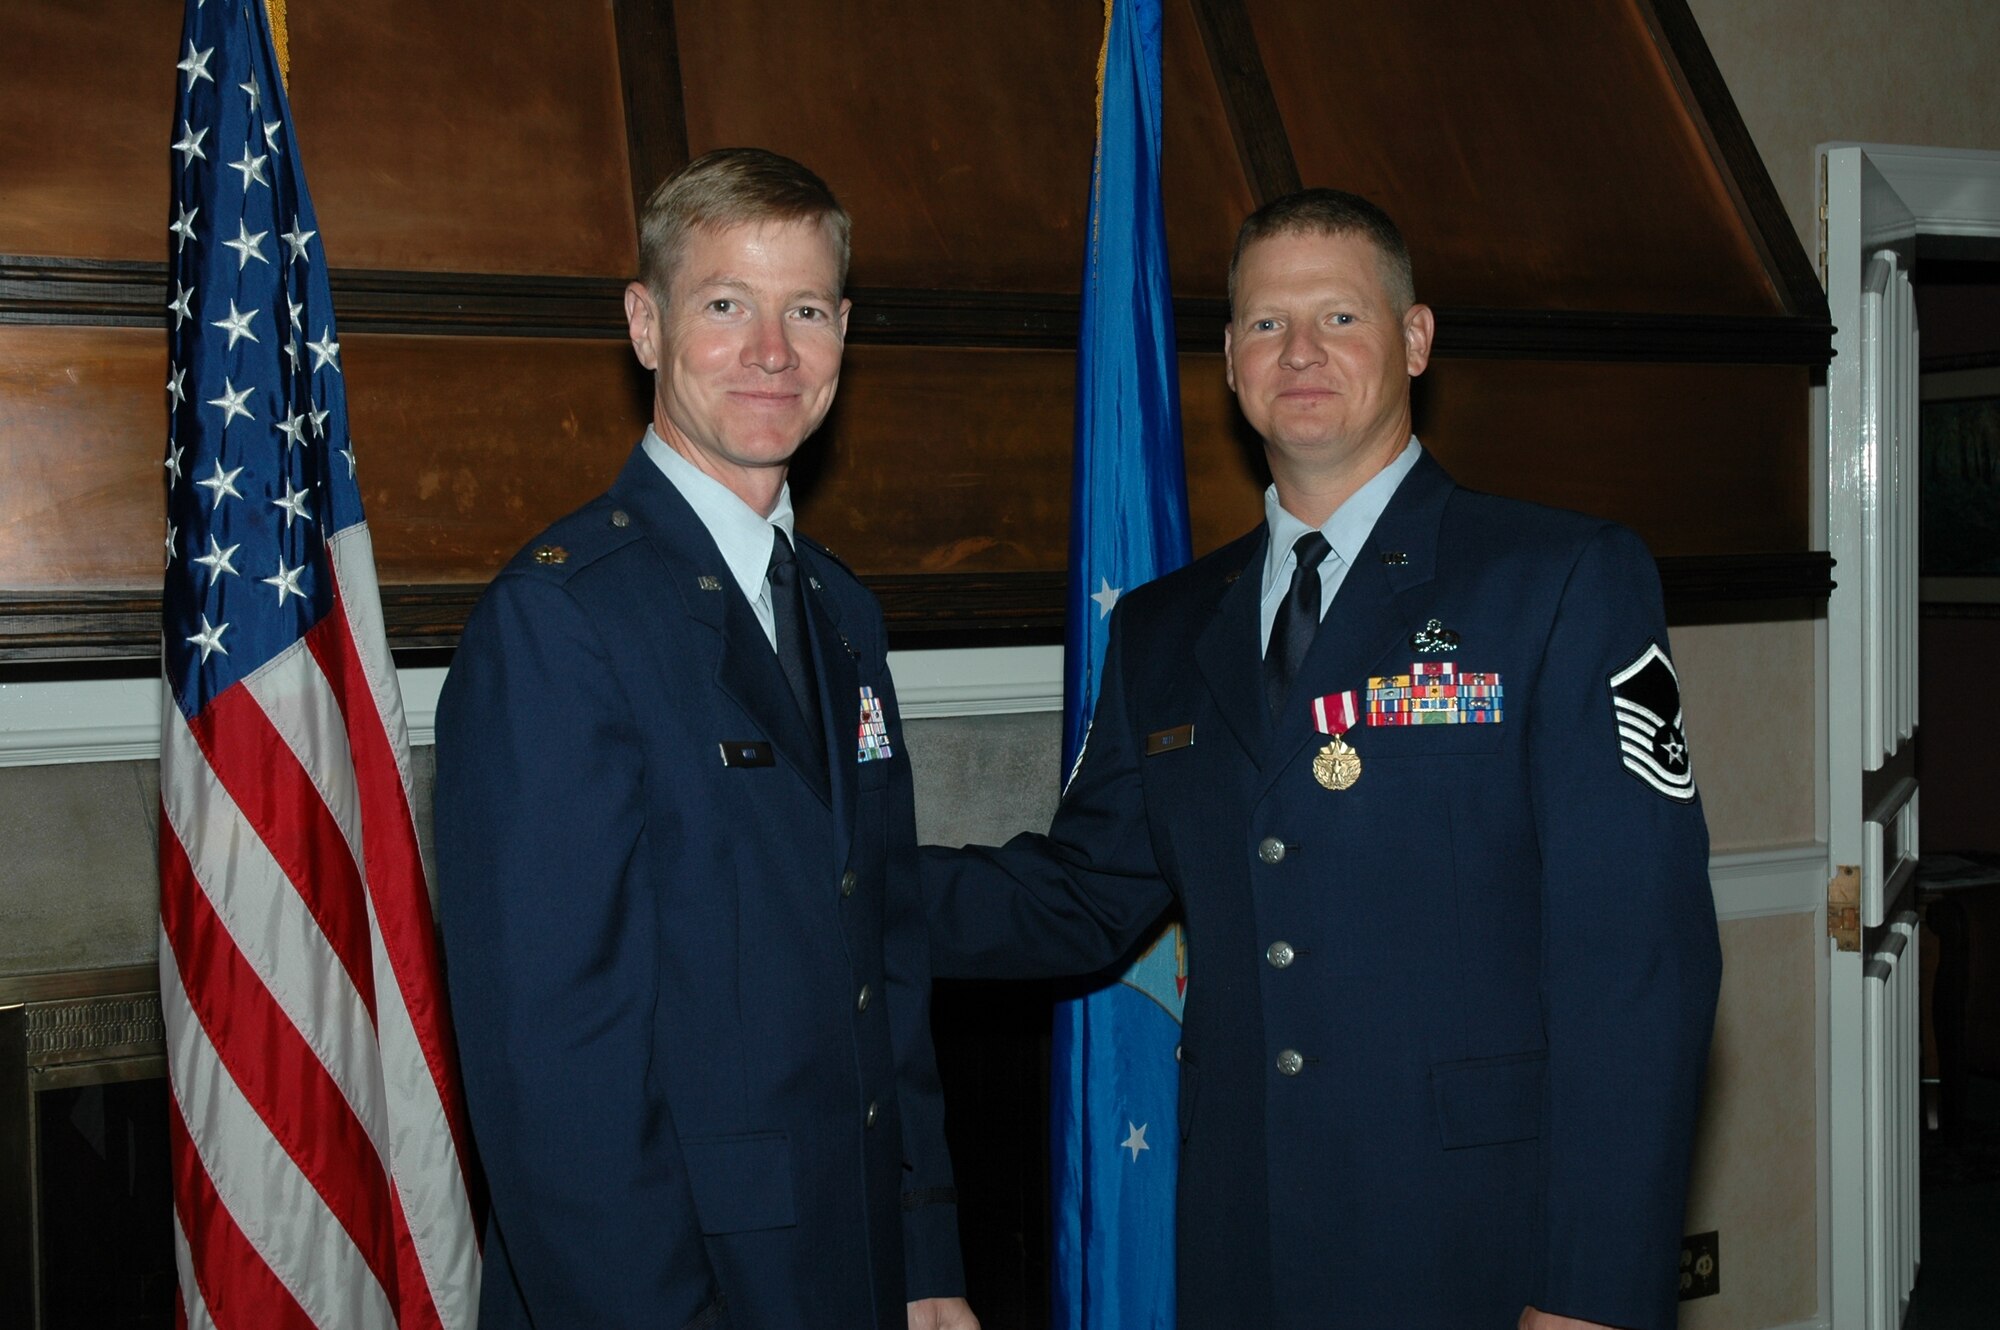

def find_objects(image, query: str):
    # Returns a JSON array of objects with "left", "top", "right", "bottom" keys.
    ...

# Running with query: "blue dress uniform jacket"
[
  {"left": 926, "top": 451, "right": 1722, "bottom": 1330},
  {"left": 436, "top": 445, "right": 961, "bottom": 1330}
]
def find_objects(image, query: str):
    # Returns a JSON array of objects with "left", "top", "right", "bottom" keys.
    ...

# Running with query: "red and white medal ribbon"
[
  {"left": 1311, "top": 690, "right": 1359, "bottom": 736},
  {"left": 1309, "top": 691, "right": 1363, "bottom": 790}
]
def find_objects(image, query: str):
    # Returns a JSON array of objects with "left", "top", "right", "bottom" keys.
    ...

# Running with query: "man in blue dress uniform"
[
  {"left": 436, "top": 150, "right": 975, "bottom": 1330},
  {"left": 925, "top": 190, "right": 1722, "bottom": 1330}
]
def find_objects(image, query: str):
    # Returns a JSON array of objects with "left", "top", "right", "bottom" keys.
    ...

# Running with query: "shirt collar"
[
  {"left": 641, "top": 427, "right": 795, "bottom": 597},
  {"left": 1261, "top": 435, "right": 1423, "bottom": 599}
]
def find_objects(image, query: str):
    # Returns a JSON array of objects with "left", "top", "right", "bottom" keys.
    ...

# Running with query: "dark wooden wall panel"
[
  {"left": 0, "top": 327, "right": 163, "bottom": 588},
  {"left": 287, "top": 0, "right": 636, "bottom": 277},
  {"left": 1245, "top": 0, "right": 1778, "bottom": 316},
  {"left": 341, "top": 336, "right": 649, "bottom": 582},
  {"left": 0, "top": 5, "right": 181, "bottom": 262},
  {"left": 674, "top": 1, "right": 1102, "bottom": 292},
  {"left": 796, "top": 348, "right": 1074, "bottom": 572},
  {"left": 1417, "top": 360, "right": 1810, "bottom": 554},
  {"left": 0, "top": 327, "right": 649, "bottom": 592}
]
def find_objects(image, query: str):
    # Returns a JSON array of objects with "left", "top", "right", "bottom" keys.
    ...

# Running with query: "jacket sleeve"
[
  {"left": 873, "top": 607, "right": 967, "bottom": 1301},
  {"left": 923, "top": 610, "right": 1176, "bottom": 980},
  {"left": 435, "top": 573, "right": 723, "bottom": 1327},
  {"left": 1527, "top": 524, "right": 1723, "bottom": 1330}
]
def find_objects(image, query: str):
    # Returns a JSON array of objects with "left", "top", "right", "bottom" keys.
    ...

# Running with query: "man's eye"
[
  {"left": 1332, "top": 313, "right": 1355, "bottom": 325},
  {"left": 1255, "top": 319, "right": 1279, "bottom": 332},
  {"left": 794, "top": 306, "right": 824, "bottom": 321},
  {"left": 709, "top": 299, "right": 736, "bottom": 314}
]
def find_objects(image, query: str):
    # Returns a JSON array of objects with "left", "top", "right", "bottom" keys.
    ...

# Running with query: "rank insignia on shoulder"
[
  {"left": 1366, "top": 661, "right": 1503, "bottom": 726},
  {"left": 531, "top": 545, "right": 568, "bottom": 566},
  {"left": 1411, "top": 618, "right": 1459, "bottom": 653},
  {"left": 1608, "top": 642, "right": 1695, "bottom": 801},
  {"left": 857, "top": 686, "right": 894, "bottom": 763}
]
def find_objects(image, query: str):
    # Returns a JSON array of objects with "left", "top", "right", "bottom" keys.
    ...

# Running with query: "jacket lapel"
[
  {"left": 799, "top": 550, "right": 861, "bottom": 870},
  {"left": 1255, "top": 451, "right": 1455, "bottom": 800},
  {"left": 1193, "top": 531, "right": 1270, "bottom": 763},
  {"left": 609, "top": 448, "right": 833, "bottom": 808}
]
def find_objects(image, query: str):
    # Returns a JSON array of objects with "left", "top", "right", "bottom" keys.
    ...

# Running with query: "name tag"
[
  {"left": 718, "top": 740, "right": 775, "bottom": 768},
  {"left": 1145, "top": 724, "right": 1194, "bottom": 756}
]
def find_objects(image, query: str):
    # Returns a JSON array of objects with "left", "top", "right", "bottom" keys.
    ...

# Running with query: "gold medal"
[{"left": 1312, "top": 736, "right": 1362, "bottom": 791}]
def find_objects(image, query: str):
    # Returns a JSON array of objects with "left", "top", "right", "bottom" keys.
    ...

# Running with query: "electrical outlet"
[{"left": 1679, "top": 1230, "right": 1720, "bottom": 1300}]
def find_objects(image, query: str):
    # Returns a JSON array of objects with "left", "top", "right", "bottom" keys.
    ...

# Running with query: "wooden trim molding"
[
  {"left": 0, "top": 258, "right": 1836, "bottom": 362},
  {"left": 0, "top": 554, "right": 1836, "bottom": 663},
  {"left": 1637, "top": 0, "right": 1830, "bottom": 321},
  {"left": 1, "top": 257, "right": 630, "bottom": 339}
]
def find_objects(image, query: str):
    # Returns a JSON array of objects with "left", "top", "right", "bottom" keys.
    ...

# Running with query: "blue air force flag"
[{"left": 1053, "top": 0, "right": 1192, "bottom": 1326}]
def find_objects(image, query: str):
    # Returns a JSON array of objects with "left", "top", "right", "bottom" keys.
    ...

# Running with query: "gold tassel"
[{"left": 265, "top": 0, "right": 290, "bottom": 85}]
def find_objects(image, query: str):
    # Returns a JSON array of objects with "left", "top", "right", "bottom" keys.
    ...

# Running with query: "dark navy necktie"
[
  {"left": 766, "top": 531, "right": 826, "bottom": 764},
  {"left": 1264, "top": 530, "right": 1333, "bottom": 718}
]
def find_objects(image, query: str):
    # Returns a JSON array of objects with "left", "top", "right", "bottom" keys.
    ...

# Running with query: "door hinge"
[
  {"left": 1829, "top": 864, "right": 1861, "bottom": 951},
  {"left": 1817, "top": 154, "right": 1830, "bottom": 290}
]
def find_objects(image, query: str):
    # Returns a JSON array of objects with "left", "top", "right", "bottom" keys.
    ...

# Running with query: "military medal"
[{"left": 1309, "top": 691, "right": 1362, "bottom": 791}]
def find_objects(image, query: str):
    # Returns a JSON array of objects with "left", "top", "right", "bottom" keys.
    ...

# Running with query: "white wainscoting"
[
  {"left": 0, "top": 662, "right": 1833, "bottom": 923},
  {"left": 1709, "top": 844, "right": 1828, "bottom": 922},
  {"left": 0, "top": 646, "right": 1068, "bottom": 767}
]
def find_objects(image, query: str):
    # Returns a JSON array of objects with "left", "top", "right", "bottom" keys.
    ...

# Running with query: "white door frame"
[{"left": 1817, "top": 142, "right": 2000, "bottom": 1330}]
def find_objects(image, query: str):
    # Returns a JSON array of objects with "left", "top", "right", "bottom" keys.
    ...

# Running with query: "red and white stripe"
[{"left": 160, "top": 524, "right": 481, "bottom": 1329}]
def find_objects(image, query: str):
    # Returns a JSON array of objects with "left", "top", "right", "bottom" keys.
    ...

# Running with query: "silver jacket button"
[
  {"left": 1275, "top": 1049, "right": 1305, "bottom": 1077},
  {"left": 865, "top": 1100, "right": 880, "bottom": 1127},
  {"left": 856, "top": 984, "right": 872, "bottom": 1012},
  {"left": 1256, "top": 836, "right": 1287, "bottom": 865},
  {"left": 840, "top": 869, "right": 857, "bottom": 897},
  {"left": 1266, "top": 940, "right": 1295, "bottom": 969}
]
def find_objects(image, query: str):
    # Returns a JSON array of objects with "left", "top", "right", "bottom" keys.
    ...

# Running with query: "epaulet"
[
  {"left": 796, "top": 532, "right": 859, "bottom": 582},
  {"left": 504, "top": 499, "right": 645, "bottom": 581}
]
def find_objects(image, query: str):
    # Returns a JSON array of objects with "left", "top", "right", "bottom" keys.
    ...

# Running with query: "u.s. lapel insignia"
[
  {"left": 1411, "top": 618, "right": 1460, "bottom": 654},
  {"left": 857, "top": 686, "right": 894, "bottom": 762},
  {"left": 1608, "top": 642, "right": 1695, "bottom": 802},
  {"left": 696, "top": 575, "right": 723, "bottom": 592},
  {"left": 1380, "top": 550, "right": 1409, "bottom": 566}
]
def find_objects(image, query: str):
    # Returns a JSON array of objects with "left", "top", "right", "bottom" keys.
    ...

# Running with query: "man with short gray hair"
[{"left": 438, "top": 148, "right": 975, "bottom": 1330}]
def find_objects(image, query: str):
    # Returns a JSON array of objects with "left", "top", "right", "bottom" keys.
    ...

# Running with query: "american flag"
[{"left": 159, "top": 3, "right": 481, "bottom": 1326}]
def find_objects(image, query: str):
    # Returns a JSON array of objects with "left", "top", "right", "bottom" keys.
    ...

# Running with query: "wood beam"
[{"left": 1186, "top": 0, "right": 1300, "bottom": 205}]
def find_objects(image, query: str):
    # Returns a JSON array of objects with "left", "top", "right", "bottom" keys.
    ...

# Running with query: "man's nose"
[
  {"left": 1279, "top": 324, "right": 1325, "bottom": 370},
  {"left": 745, "top": 314, "right": 797, "bottom": 372}
]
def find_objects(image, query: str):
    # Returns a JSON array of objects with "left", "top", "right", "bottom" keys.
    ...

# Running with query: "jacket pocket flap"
[
  {"left": 1431, "top": 1051, "right": 1545, "bottom": 1150},
  {"left": 682, "top": 1132, "right": 797, "bottom": 1234}
]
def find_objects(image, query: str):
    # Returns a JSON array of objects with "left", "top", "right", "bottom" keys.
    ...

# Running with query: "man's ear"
[
  {"left": 1223, "top": 323, "right": 1237, "bottom": 393},
  {"left": 625, "top": 281, "right": 660, "bottom": 371},
  {"left": 1402, "top": 303, "right": 1435, "bottom": 378}
]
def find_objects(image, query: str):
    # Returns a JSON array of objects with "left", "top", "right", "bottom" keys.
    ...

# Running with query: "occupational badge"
[
  {"left": 1309, "top": 690, "right": 1363, "bottom": 790},
  {"left": 1608, "top": 642, "right": 1695, "bottom": 802},
  {"left": 1410, "top": 618, "right": 1460, "bottom": 654},
  {"left": 856, "top": 686, "right": 894, "bottom": 763}
]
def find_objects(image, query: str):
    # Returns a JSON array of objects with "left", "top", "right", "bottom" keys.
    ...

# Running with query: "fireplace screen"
[{"left": 1, "top": 965, "right": 177, "bottom": 1329}]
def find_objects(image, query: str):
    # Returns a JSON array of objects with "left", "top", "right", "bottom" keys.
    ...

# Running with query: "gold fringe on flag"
[
  {"left": 1094, "top": 0, "right": 1113, "bottom": 135},
  {"left": 265, "top": 0, "right": 290, "bottom": 83}
]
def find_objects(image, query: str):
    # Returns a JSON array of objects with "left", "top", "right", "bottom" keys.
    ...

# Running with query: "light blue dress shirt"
[
  {"left": 641, "top": 427, "right": 795, "bottom": 650},
  {"left": 1258, "top": 436, "right": 1423, "bottom": 652}
]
